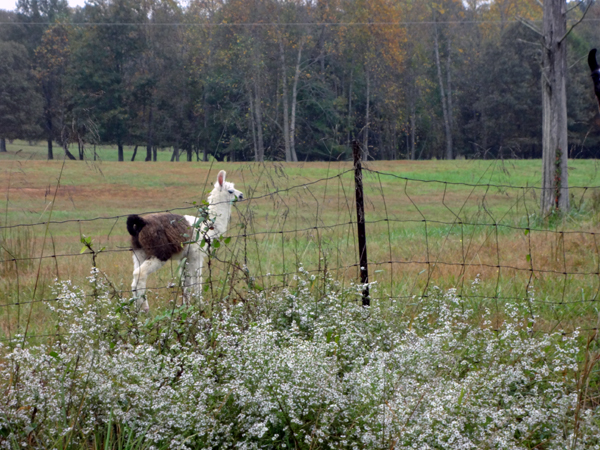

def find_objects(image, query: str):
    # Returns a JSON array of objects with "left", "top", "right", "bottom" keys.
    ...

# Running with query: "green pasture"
[
  {"left": 0, "top": 139, "right": 179, "bottom": 162},
  {"left": 2, "top": 152, "right": 600, "bottom": 339}
]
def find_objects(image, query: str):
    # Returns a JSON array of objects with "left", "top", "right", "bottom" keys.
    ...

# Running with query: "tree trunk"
[
  {"left": 0, "top": 138, "right": 6, "bottom": 152},
  {"left": 249, "top": 91, "right": 259, "bottom": 161},
  {"left": 255, "top": 82, "right": 265, "bottom": 161},
  {"left": 131, "top": 145, "right": 138, "bottom": 161},
  {"left": 44, "top": 90, "right": 54, "bottom": 160},
  {"left": 153, "top": 146, "right": 157, "bottom": 162},
  {"left": 62, "top": 143, "right": 76, "bottom": 160},
  {"left": 446, "top": 37, "right": 454, "bottom": 159},
  {"left": 78, "top": 142, "right": 84, "bottom": 160},
  {"left": 171, "top": 144, "right": 180, "bottom": 162},
  {"left": 118, "top": 143, "right": 124, "bottom": 162},
  {"left": 434, "top": 21, "right": 453, "bottom": 160},
  {"left": 347, "top": 66, "right": 354, "bottom": 148},
  {"left": 410, "top": 103, "right": 416, "bottom": 160},
  {"left": 249, "top": 39, "right": 265, "bottom": 162},
  {"left": 363, "top": 68, "right": 370, "bottom": 161},
  {"left": 146, "top": 108, "right": 153, "bottom": 162},
  {"left": 290, "top": 38, "right": 304, "bottom": 163},
  {"left": 540, "top": 0, "right": 569, "bottom": 214},
  {"left": 203, "top": 88, "right": 209, "bottom": 162},
  {"left": 279, "top": 38, "right": 292, "bottom": 162}
]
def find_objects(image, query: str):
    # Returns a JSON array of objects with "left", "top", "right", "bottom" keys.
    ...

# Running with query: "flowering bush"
[{"left": 0, "top": 270, "right": 598, "bottom": 449}]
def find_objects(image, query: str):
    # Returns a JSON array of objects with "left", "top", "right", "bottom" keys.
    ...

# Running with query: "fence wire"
[{"left": 2, "top": 163, "right": 600, "bottom": 343}]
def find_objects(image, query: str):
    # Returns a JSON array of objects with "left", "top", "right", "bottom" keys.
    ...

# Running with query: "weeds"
[
  {"left": 0, "top": 226, "right": 35, "bottom": 277},
  {"left": 0, "top": 270, "right": 598, "bottom": 449}
]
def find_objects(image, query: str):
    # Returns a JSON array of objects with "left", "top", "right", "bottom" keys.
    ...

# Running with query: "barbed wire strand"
[{"left": 3, "top": 166, "right": 600, "bottom": 345}]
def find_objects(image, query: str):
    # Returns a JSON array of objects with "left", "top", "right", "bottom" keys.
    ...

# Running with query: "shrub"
[{"left": 0, "top": 270, "right": 598, "bottom": 449}]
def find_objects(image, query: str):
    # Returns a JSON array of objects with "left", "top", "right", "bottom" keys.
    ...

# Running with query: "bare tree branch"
[
  {"left": 560, "top": 0, "right": 594, "bottom": 44},
  {"left": 566, "top": 0, "right": 586, "bottom": 14},
  {"left": 517, "top": 16, "right": 543, "bottom": 37}
]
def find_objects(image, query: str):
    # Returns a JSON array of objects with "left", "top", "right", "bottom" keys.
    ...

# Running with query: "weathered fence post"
[{"left": 353, "top": 140, "right": 370, "bottom": 306}]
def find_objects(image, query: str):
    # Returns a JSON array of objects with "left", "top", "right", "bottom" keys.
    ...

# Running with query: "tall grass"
[{"left": 2, "top": 160, "right": 600, "bottom": 337}]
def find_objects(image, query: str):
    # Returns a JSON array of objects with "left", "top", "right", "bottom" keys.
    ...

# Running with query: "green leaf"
[
  {"left": 524, "top": 228, "right": 530, "bottom": 236},
  {"left": 213, "top": 240, "right": 221, "bottom": 248},
  {"left": 49, "top": 351, "right": 59, "bottom": 360},
  {"left": 526, "top": 254, "right": 531, "bottom": 262},
  {"left": 224, "top": 236, "right": 231, "bottom": 244}
]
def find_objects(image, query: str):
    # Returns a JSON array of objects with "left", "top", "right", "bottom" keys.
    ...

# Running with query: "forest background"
[{"left": 1, "top": 0, "right": 600, "bottom": 163}]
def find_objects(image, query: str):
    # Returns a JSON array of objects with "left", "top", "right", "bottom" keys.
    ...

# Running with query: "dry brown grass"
[{"left": 1, "top": 159, "right": 600, "bottom": 337}]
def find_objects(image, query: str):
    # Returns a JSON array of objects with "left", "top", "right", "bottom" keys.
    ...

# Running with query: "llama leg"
[
  {"left": 182, "top": 247, "right": 205, "bottom": 303},
  {"left": 132, "top": 249, "right": 147, "bottom": 281},
  {"left": 132, "top": 256, "right": 166, "bottom": 311},
  {"left": 131, "top": 249, "right": 147, "bottom": 309}
]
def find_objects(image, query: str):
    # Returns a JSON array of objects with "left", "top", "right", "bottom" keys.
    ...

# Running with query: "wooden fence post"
[{"left": 353, "top": 140, "right": 370, "bottom": 306}]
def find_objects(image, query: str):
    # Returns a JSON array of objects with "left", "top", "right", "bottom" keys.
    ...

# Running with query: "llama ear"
[
  {"left": 217, "top": 170, "right": 226, "bottom": 187},
  {"left": 589, "top": 49, "right": 599, "bottom": 72}
]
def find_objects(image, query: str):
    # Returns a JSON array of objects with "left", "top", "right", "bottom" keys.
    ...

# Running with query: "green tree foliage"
[
  {"left": 70, "top": 0, "right": 148, "bottom": 160},
  {"left": 0, "top": 41, "right": 43, "bottom": 151},
  {"left": 2, "top": 0, "right": 600, "bottom": 161}
]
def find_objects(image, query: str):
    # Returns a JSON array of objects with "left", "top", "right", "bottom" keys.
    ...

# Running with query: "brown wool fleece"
[{"left": 129, "top": 213, "right": 192, "bottom": 261}]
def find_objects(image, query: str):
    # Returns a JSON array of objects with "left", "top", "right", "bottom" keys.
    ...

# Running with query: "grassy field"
[
  {"left": 2, "top": 149, "right": 600, "bottom": 338},
  {"left": 0, "top": 139, "right": 181, "bottom": 162},
  {"left": 2, "top": 149, "right": 600, "bottom": 448}
]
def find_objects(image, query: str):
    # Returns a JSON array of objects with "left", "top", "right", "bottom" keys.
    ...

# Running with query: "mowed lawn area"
[{"left": 2, "top": 145, "right": 600, "bottom": 336}]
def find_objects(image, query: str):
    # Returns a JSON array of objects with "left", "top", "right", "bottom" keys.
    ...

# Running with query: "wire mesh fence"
[{"left": 2, "top": 160, "right": 600, "bottom": 344}]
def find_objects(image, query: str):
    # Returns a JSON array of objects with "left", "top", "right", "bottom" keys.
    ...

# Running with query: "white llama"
[{"left": 126, "top": 170, "right": 243, "bottom": 311}]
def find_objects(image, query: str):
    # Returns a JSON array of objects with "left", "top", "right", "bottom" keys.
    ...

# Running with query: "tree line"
[{"left": 1, "top": 0, "right": 600, "bottom": 162}]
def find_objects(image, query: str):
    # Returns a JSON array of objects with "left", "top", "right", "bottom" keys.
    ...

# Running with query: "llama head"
[{"left": 208, "top": 170, "right": 244, "bottom": 206}]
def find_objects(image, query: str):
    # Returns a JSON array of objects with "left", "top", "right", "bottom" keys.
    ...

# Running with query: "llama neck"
[{"left": 207, "top": 201, "right": 231, "bottom": 238}]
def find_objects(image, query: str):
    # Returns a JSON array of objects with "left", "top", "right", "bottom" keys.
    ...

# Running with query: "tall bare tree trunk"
[
  {"left": 410, "top": 103, "right": 416, "bottom": 160},
  {"left": 434, "top": 22, "right": 453, "bottom": 160},
  {"left": 118, "top": 142, "right": 124, "bottom": 161},
  {"left": 203, "top": 88, "right": 209, "bottom": 162},
  {"left": 249, "top": 92, "right": 258, "bottom": 160},
  {"left": 250, "top": 76, "right": 265, "bottom": 162},
  {"left": 255, "top": 84, "right": 265, "bottom": 162},
  {"left": 363, "top": 68, "right": 370, "bottom": 161},
  {"left": 0, "top": 138, "right": 6, "bottom": 152},
  {"left": 145, "top": 106, "right": 154, "bottom": 162},
  {"left": 279, "top": 38, "right": 292, "bottom": 162},
  {"left": 290, "top": 38, "right": 304, "bottom": 163},
  {"left": 540, "top": 0, "right": 569, "bottom": 214},
  {"left": 347, "top": 66, "right": 354, "bottom": 148},
  {"left": 446, "top": 37, "right": 454, "bottom": 158}
]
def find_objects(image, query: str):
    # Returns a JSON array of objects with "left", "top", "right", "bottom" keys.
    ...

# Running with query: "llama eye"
[{"left": 228, "top": 189, "right": 234, "bottom": 194}]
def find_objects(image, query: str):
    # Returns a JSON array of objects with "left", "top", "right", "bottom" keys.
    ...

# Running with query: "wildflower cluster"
[{"left": 0, "top": 270, "right": 598, "bottom": 449}]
